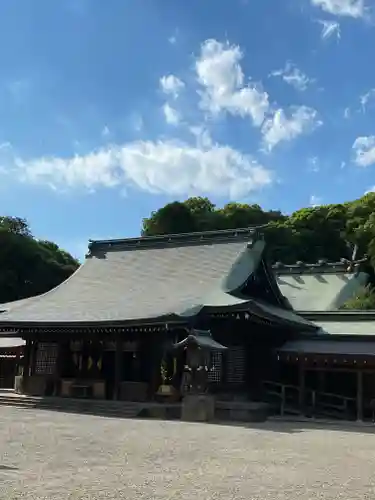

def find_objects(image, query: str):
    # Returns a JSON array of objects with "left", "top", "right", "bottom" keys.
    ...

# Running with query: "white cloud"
[
  {"left": 262, "top": 106, "right": 322, "bottom": 150},
  {"left": 310, "top": 194, "right": 322, "bottom": 207},
  {"left": 365, "top": 185, "right": 375, "bottom": 194},
  {"left": 195, "top": 39, "right": 269, "bottom": 126},
  {"left": 318, "top": 19, "right": 341, "bottom": 40},
  {"left": 163, "top": 103, "right": 181, "bottom": 126},
  {"left": 311, "top": 0, "right": 366, "bottom": 18},
  {"left": 343, "top": 107, "right": 351, "bottom": 119},
  {"left": 159, "top": 75, "right": 185, "bottom": 98},
  {"left": 14, "top": 132, "right": 273, "bottom": 199},
  {"left": 195, "top": 39, "right": 319, "bottom": 147},
  {"left": 352, "top": 136, "right": 375, "bottom": 167},
  {"left": 270, "top": 62, "right": 314, "bottom": 91}
]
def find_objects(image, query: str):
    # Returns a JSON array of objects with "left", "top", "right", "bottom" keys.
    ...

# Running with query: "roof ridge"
[
  {"left": 273, "top": 257, "right": 368, "bottom": 274},
  {"left": 87, "top": 226, "right": 265, "bottom": 254}
]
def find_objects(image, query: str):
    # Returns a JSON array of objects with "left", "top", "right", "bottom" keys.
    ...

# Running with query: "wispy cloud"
[
  {"left": 310, "top": 194, "right": 322, "bottom": 207},
  {"left": 308, "top": 156, "right": 320, "bottom": 172},
  {"left": 318, "top": 19, "right": 341, "bottom": 40},
  {"left": 261, "top": 106, "right": 322, "bottom": 151},
  {"left": 159, "top": 75, "right": 185, "bottom": 99},
  {"left": 352, "top": 135, "right": 375, "bottom": 167},
  {"left": 101, "top": 125, "right": 110, "bottom": 138},
  {"left": 360, "top": 88, "right": 375, "bottom": 112},
  {"left": 168, "top": 28, "right": 179, "bottom": 45},
  {"left": 162, "top": 103, "right": 181, "bottom": 126},
  {"left": 7, "top": 78, "right": 32, "bottom": 104},
  {"left": 270, "top": 62, "right": 314, "bottom": 91}
]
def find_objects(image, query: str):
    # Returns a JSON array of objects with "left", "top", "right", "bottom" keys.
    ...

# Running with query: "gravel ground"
[{"left": 1, "top": 407, "right": 375, "bottom": 499}]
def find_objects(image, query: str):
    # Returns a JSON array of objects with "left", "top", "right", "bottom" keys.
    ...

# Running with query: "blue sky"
[{"left": 0, "top": 0, "right": 375, "bottom": 260}]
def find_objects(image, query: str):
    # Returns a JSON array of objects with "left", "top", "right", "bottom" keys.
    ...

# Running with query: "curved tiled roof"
[
  {"left": 272, "top": 259, "right": 370, "bottom": 312},
  {"left": 0, "top": 297, "right": 39, "bottom": 313},
  {"left": 0, "top": 228, "right": 315, "bottom": 330}
]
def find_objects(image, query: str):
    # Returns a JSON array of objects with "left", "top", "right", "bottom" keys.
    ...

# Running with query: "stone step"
[{"left": 0, "top": 395, "right": 142, "bottom": 418}]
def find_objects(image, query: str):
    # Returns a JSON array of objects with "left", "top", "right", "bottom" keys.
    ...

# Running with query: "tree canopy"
[
  {"left": 143, "top": 195, "right": 375, "bottom": 310},
  {"left": 0, "top": 216, "right": 79, "bottom": 304},
  {"left": 142, "top": 194, "right": 375, "bottom": 267}
]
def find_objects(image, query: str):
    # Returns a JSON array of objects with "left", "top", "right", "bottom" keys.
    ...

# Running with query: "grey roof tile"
[
  {"left": 0, "top": 297, "right": 37, "bottom": 313},
  {"left": 279, "top": 339, "right": 375, "bottom": 356},
  {"left": 0, "top": 229, "right": 258, "bottom": 325},
  {"left": 0, "top": 228, "right": 318, "bottom": 329},
  {"left": 315, "top": 319, "right": 375, "bottom": 336},
  {"left": 276, "top": 272, "right": 369, "bottom": 311}
]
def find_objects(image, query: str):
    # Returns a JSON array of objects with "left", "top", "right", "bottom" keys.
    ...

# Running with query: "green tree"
[
  {"left": 142, "top": 197, "right": 286, "bottom": 236},
  {"left": 340, "top": 286, "right": 375, "bottom": 310},
  {"left": 0, "top": 219, "right": 79, "bottom": 304},
  {"left": 142, "top": 193, "right": 375, "bottom": 267},
  {"left": 0, "top": 216, "right": 32, "bottom": 237},
  {"left": 142, "top": 201, "right": 198, "bottom": 236}
]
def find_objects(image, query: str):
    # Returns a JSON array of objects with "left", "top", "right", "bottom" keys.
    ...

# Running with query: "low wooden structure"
[{"left": 274, "top": 324, "right": 375, "bottom": 421}]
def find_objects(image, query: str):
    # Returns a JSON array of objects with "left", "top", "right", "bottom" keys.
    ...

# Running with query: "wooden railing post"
[
  {"left": 311, "top": 390, "right": 316, "bottom": 419},
  {"left": 280, "top": 385, "right": 285, "bottom": 416},
  {"left": 357, "top": 370, "right": 363, "bottom": 422},
  {"left": 298, "top": 363, "right": 305, "bottom": 415}
]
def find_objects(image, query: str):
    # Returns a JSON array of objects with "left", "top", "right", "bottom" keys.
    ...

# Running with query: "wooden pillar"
[
  {"left": 298, "top": 362, "right": 305, "bottom": 415},
  {"left": 318, "top": 371, "right": 325, "bottom": 393},
  {"left": 280, "top": 385, "right": 285, "bottom": 416},
  {"left": 23, "top": 340, "right": 32, "bottom": 377},
  {"left": 31, "top": 340, "right": 39, "bottom": 376},
  {"left": 114, "top": 335, "right": 123, "bottom": 400},
  {"left": 357, "top": 370, "right": 363, "bottom": 422},
  {"left": 54, "top": 342, "right": 64, "bottom": 396},
  {"left": 22, "top": 339, "right": 32, "bottom": 393}
]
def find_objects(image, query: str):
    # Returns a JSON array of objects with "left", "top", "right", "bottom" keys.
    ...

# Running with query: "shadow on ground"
[{"left": 4, "top": 401, "right": 375, "bottom": 435}]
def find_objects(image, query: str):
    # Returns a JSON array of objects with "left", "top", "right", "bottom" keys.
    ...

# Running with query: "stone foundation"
[
  {"left": 60, "top": 379, "right": 106, "bottom": 399},
  {"left": 22, "top": 375, "right": 49, "bottom": 396},
  {"left": 181, "top": 394, "right": 215, "bottom": 422},
  {"left": 215, "top": 401, "right": 269, "bottom": 422}
]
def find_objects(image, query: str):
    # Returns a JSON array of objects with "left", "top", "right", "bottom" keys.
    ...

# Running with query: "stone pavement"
[{"left": 1, "top": 407, "right": 375, "bottom": 499}]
